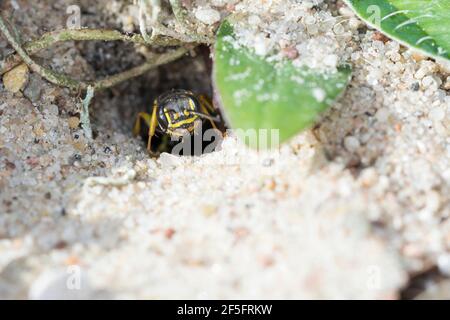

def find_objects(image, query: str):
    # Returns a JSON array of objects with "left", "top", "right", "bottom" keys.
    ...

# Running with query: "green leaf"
[
  {"left": 213, "top": 21, "right": 351, "bottom": 147},
  {"left": 344, "top": 0, "right": 450, "bottom": 62}
]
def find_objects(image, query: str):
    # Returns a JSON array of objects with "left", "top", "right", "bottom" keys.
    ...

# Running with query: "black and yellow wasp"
[{"left": 133, "top": 89, "right": 223, "bottom": 154}]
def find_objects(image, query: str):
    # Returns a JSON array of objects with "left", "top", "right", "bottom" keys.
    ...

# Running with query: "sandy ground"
[{"left": 0, "top": 0, "right": 449, "bottom": 299}]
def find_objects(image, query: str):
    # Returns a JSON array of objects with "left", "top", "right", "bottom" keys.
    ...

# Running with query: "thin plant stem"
[
  {"left": 0, "top": 14, "right": 190, "bottom": 91},
  {"left": 0, "top": 28, "right": 181, "bottom": 75},
  {"left": 90, "top": 47, "right": 189, "bottom": 90},
  {"left": 81, "top": 86, "right": 95, "bottom": 140}
]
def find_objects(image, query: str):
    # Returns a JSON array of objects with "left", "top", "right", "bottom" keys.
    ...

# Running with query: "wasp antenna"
[{"left": 189, "top": 111, "right": 221, "bottom": 123}]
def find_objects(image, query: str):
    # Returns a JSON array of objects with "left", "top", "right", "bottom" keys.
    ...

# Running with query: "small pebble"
[
  {"left": 411, "top": 52, "right": 426, "bottom": 62},
  {"left": 428, "top": 107, "right": 445, "bottom": 122},
  {"left": 24, "top": 74, "right": 43, "bottom": 103},
  {"left": 422, "top": 75, "right": 441, "bottom": 89},
  {"left": 3, "top": 63, "right": 29, "bottom": 93},
  {"left": 437, "top": 254, "right": 450, "bottom": 276},
  {"left": 202, "top": 205, "right": 217, "bottom": 216},
  {"left": 444, "top": 77, "right": 450, "bottom": 90},
  {"left": 410, "top": 82, "right": 420, "bottom": 91},
  {"left": 344, "top": 136, "right": 360, "bottom": 152},
  {"left": 195, "top": 7, "right": 221, "bottom": 25},
  {"left": 68, "top": 117, "right": 80, "bottom": 129},
  {"left": 281, "top": 47, "right": 299, "bottom": 60},
  {"left": 372, "top": 32, "right": 389, "bottom": 43},
  {"left": 375, "top": 107, "right": 390, "bottom": 122}
]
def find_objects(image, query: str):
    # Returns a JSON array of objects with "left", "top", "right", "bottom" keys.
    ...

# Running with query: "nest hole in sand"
[{"left": 85, "top": 44, "right": 226, "bottom": 157}]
